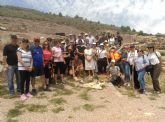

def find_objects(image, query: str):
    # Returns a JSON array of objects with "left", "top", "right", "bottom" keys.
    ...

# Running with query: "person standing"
[
  {"left": 121, "top": 46, "right": 131, "bottom": 85},
  {"left": 76, "top": 39, "right": 86, "bottom": 68},
  {"left": 135, "top": 49, "right": 149, "bottom": 94},
  {"left": 115, "top": 32, "right": 123, "bottom": 46},
  {"left": 127, "top": 44, "right": 140, "bottom": 89},
  {"left": 17, "top": 39, "right": 33, "bottom": 100},
  {"left": 52, "top": 40, "right": 65, "bottom": 84},
  {"left": 147, "top": 43, "right": 161, "bottom": 93},
  {"left": 84, "top": 44, "right": 95, "bottom": 77},
  {"left": 97, "top": 43, "right": 107, "bottom": 74},
  {"left": 86, "top": 32, "right": 96, "bottom": 45},
  {"left": 30, "top": 37, "right": 44, "bottom": 95},
  {"left": 42, "top": 41, "right": 52, "bottom": 91},
  {"left": 3, "top": 35, "right": 21, "bottom": 96}
]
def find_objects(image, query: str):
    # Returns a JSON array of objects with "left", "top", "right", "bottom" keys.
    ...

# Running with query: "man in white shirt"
[
  {"left": 86, "top": 32, "right": 96, "bottom": 45},
  {"left": 147, "top": 43, "right": 161, "bottom": 92},
  {"left": 127, "top": 44, "right": 140, "bottom": 89}
]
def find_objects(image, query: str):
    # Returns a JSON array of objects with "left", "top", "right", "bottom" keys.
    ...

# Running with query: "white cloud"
[{"left": 0, "top": 0, "right": 165, "bottom": 34}]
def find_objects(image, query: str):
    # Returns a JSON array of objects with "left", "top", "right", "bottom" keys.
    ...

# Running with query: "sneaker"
[
  {"left": 61, "top": 80, "right": 66, "bottom": 84},
  {"left": 32, "top": 89, "right": 37, "bottom": 96},
  {"left": 20, "top": 94, "right": 27, "bottom": 101},
  {"left": 154, "top": 90, "right": 161, "bottom": 94},
  {"left": 26, "top": 93, "right": 33, "bottom": 98}
]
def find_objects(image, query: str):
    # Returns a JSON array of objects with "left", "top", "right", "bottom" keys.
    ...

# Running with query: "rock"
[{"left": 0, "top": 26, "right": 7, "bottom": 31}]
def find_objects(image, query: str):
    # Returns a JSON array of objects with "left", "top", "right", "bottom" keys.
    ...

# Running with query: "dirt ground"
[
  {"left": 0, "top": 74, "right": 165, "bottom": 122},
  {"left": 0, "top": 16, "right": 165, "bottom": 122}
]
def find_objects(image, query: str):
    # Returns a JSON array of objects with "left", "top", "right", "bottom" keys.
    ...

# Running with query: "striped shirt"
[{"left": 17, "top": 48, "right": 32, "bottom": 70}]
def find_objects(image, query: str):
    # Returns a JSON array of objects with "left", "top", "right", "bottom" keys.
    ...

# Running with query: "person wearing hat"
[
  {"left": 3, "top": 34, "right": 21, "bottom": 96},
  {"left": 86, "top": 32, "right": 96, "bottom": 45},
  {"left": 76, "top": 34, "right": 84, "bottom": 44},
  {"left": 97, "top": 43, "right": 107, "bottom": 74},
  {"left": 127, "top": 44, "right": 140, "bottom": 89},
  {"left": 107, "top": 60, "right": 123, "bottom": 86},
  {"left": 147, "top": 43, "right": 161, "bottom": 93},
  {"left": 76, "top": 38, "right": 86, "bottom": 68},
  {"left": 68, "top": 33, "right": 75, "bottom": 43},
  {"left": 30, "top": 37, "right": 44, "bottom": 95}
]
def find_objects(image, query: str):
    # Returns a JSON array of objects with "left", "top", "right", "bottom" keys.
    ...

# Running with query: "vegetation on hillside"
[{"left": 0, "top": 5, "right": 137, "bottom": 35}]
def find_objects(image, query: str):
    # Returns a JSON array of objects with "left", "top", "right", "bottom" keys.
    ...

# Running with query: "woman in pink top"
[
  {"left": 52, "top": 40, "right": 65, "bottom": 84},
  {"left": 42, "top": 41, "right": 52, "bottom": 91}
]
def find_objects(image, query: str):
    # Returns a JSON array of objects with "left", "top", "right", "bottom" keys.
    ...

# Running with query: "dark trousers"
[
  {"left": 44, "top": 65, "right": 50, "bottom": 79},
  {"left": 19, "top": 70, "right": 31, "bottom": 94},
  {"left": 64, "top": 57, "right": 70, "bottom": 75},
  {"left": 130, "top": 65, "right": 140, "bottom": 89},
  {"left": 79, "top": 55, "right": 85, "bottom": 69},
  {"left": 97, "top": 58, "right": 107, "bottom": 74},
  {"left": 150, "top": 64, "right": 161, "bottom": 91}
]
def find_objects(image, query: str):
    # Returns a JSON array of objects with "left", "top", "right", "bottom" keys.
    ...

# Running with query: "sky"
[{"left": 0, "top": 0, "right": 165, "bottom": 34}]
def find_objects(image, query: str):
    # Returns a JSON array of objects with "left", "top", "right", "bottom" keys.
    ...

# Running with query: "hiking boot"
[
  {"left": 20, "top": 94, "right": 27, "bottom": 101},
  {"left": 32, "top": 89, "right": 37, "bottom": 96}
]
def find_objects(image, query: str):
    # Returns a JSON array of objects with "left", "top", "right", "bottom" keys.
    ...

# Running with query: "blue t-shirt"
[{"left": 30, "top": 45, "right": 43, "bottom": 67}]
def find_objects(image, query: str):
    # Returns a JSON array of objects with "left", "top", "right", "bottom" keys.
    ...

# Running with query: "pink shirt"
[
  {"left": 52, "top": 46, "right": 64, "bottom": 62},
  {"left": 43, "top": 49, "right": 52, "bottom": 65}
]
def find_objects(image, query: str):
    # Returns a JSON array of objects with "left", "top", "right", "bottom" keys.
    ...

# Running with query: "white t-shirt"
[
  {"left": 76, "top": 39, "right": 84, "bottom": 44},
  {"left": 147, "top": 51, "right": 161, "bottom": 65},
  {"left": 108, "top": 37, "right": 115, "bottom": 45},
  {"left": 17, "top": 48, "right": 32, "bottom": 70},
  {"left": 97, "top": 49, "right": 107, "bottom": 59},
  {"left": 52, "top": 47, "right": 64, "bottom": 62},
  {"left": 86, "top": 36, "right": 95, "bottom": 44},
  {"left": 127, "top": 50, "right": 138, "bottom": 65}
]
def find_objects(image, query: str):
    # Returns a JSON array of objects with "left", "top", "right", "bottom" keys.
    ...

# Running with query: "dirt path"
[{"left": 0, "top": 77, "right": 165, "bottom": 122}]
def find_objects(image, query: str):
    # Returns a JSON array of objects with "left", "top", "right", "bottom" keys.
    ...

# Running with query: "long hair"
[
  {"left": 21, "top": 38, "right": 29, "bottom": 51},
  {"left": 42, "top": 41, "right": 51, "bottom": 51}
]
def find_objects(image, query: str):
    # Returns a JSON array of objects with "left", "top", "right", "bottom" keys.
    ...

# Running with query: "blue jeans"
[
  {"left": 137, "top": 70, "right": 146, "bottom": 90},
  {"left": 7, "top": 65, "right": 21, "bottom": 95},
  {"left": 121, "top": 62, "right": 131, "bottom": 81}
]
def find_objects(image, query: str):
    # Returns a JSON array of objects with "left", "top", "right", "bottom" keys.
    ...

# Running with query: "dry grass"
[
  {"left": 49, "top": 97, "right": 67, "bottom": 106},
  {"left": 78, "top": 88, "right": 91, "bottom": 100},
  {"left": 52, "top": 107, "right": 65, "bottom": 113},
  {"left": 26, "top": 104, "right": 47, "bottom": 112}
]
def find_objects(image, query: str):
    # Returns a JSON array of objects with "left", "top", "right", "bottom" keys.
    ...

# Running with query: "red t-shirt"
[{"left": 43, "top": 49, "right": 52, "bottom": 65}]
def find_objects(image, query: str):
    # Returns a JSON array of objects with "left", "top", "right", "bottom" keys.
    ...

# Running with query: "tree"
[
  {"left": 132, "top": 28, "right": 136, "bottom": 32},
  {"left": 138, "top": 30, "right": 144, "bottom": 36},
  {"left": 121, "top": 26, "right": 131, "bottom": 32},
  {"left": 74, "top": 15, "right": 79, "bottom": 18},
  {"left": 58, "top": 12, "right": 63, "bottom": 17}
]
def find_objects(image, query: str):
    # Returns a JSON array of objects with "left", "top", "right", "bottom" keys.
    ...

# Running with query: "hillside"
[
  {"left": 0, "top": 5, "right": 165, "bottom": 48},
  {"left": 0, "top": 5, "right": 121, "bottom": 34}
]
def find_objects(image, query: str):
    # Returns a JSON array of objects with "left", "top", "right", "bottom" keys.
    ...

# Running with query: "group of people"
[{"left": 2, "top": 31, "right": 162, "bottom": 100}]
